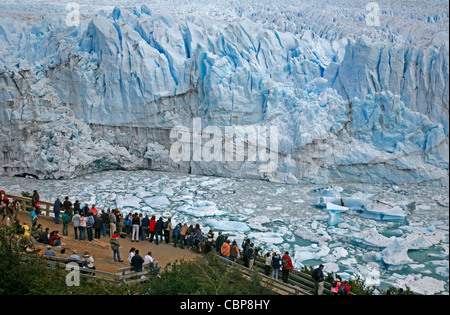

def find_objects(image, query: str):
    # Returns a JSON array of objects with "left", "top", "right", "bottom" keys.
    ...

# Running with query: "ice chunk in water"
[
  {"left": 144, "top": 196, "right": 171, "bottom": 207},
  {"left": 178, "top": 200, "right": 226, "bottom": 217},
  {"left": 351, "top": 227, "right": 395, "bottom": 250},
  {"left": 294, "top": 244, "right": 331, "bottom": 262},
  {"left": 205, "top": 219, "right": 250, "bottom": 232},
  {"left": 115, "top": 195, "right": 141, "bottom": 209},
  {"left": 325, "top": 202, "right": 348, "bottom": 226},
  {"left": 380, "top": 238, "right": 414, "bottom": 271}
]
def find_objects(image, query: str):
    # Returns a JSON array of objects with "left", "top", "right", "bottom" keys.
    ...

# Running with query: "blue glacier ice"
[{"left": 0, "top": 0, "right": 448, "bottom": 185}]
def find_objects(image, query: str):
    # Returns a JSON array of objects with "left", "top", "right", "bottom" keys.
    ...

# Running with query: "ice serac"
[{"left": 0, "top": 0, "right": 448, "bottom": 185}]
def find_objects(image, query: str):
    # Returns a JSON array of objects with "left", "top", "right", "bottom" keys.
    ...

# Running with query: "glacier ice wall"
[{"left": 0, "top": 0, "right": 448, "bottom": 184}]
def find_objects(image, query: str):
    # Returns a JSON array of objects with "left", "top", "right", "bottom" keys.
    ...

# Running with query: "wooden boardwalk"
[{"left": 6, "top": 193, "right": 354, "bottom": 295}]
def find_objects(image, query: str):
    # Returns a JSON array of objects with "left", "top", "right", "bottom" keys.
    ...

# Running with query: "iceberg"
[
  {"left": 380, "top": 238, "right": 414, "bottom": 271},
  {"left": 177, "top": 200, "right": 226, "bottom": 217},
  {"left": 350, "top": 227, "right": 395, "bottom": 250},
  {"left": 325, "top": 202, "right": 348, "bottom": 226},
  {"left": 205, "top": 219, "right": 250, "bottom": 232},
  {"left": 294, "top": 244, "right": 331, "bottom": 262},
  {"left": 115, "top": 195, "right": 142, "bottom": 209},
  {"left": 144, "top": 196, "right": 171, "bottom": 208},
  {"left": 393, "top": 274, "right": 447, "bottom": 295}
]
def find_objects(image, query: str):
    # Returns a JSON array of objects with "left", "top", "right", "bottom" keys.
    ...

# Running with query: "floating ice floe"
[
  {"left": 178, "top": 200, "right": 226, "bottom": 217},
  {"left": 205, "top": 219, "right": 250, "bottom": 232},
  {"left": 115, "top": 195, "right": 141, "bottom": 209},
  {"left": 294, "top": 226, "right": 332, "bottom": 245},
  {"left": 144, "top": 196, "right": 171, "bottom": 208},
  {"left": 248, "top": 232, "right": 285, "bottom": 245},
  {"left": 247, "top": 216, "right": 271, "bottom": 231},
  {"left": 391, "top": 274, "right": 447, "bottom": 295},
  {"left": 315, "top": 194, "right": 408, "bottom": 225},
  {"left": 294, "top": 244, "right": 331, "bottom": 262},
  {"left": 325, "top": 202, "right": 348, "bottom": 226},
  {"left": 379, "top": 238, "right": 414, "bottom": 271},
  {"left": 350, "top": 227, "right": 395, "bottom": 250}
]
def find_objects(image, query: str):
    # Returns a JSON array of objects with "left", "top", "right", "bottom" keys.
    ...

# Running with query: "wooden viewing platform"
[{"left": 6, "top": 193, "right": 355, "bottom": 295}]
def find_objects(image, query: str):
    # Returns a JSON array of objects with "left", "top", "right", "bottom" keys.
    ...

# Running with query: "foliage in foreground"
[
  {"left": 0, "top": 225, "right": 139, "bottom": 295},
  {"left": 1, "top": 225, "right": 274, "bottom": 295},
  {"left": 145, "top": 253, "right": 276, "bottom": 295}
]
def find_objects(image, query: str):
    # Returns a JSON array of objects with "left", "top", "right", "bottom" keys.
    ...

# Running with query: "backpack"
[
  {"left": 163, "top": 221, "right": 169, "bottom": 229},
  {"left": 281, "top": 256, "right": 289, "bottom": 269},
  {"left": 338, "top": 284, "right": 348, "bottom": 295},
  {"left": 312, "top": 268, "right": 322, "bottom": 281}
]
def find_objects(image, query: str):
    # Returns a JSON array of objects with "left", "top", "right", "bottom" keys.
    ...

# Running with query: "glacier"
[{"left": 0, "top": 0, "right": 448, "bottom": 185}]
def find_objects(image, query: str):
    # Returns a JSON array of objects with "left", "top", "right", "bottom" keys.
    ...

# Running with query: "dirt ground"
[{"left": 12, "top": 211, "right": 199, "bottom": 274}]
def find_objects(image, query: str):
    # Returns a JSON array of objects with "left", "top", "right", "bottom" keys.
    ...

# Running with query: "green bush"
[
  {"left": 145, "top": 253, "right": 276, "bottom": 295},
  {"left": 0, "top": 225, "right": 141, "bottom": 295}
]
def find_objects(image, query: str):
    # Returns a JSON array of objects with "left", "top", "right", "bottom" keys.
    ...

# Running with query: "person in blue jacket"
[
  {"left": 154, "top": 217, "right": 164, "bottom": 245},
  {"left": 173, "top": 223, "right": 182, "bottom": 247},
  {"left": 194, "top": 230, "right": 204, "bottom": 253},
  {"left": 53, "top": 198, "right": 62, "bottom": 224}
]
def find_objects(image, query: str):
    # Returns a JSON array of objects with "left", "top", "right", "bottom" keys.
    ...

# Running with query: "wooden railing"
[
  {"left": 215, "top": 255, "right": 311, "bottom": 295},
  {"left": 6, "top": 194, "right": 57, "bottom": 217}
]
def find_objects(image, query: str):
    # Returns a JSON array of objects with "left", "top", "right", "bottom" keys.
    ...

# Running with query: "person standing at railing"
[
  {"left": 109, "top": 210, "right": 117, "bottom": 237},
  {"left": 131, "top": 213, "right": 140, "bottom": 242},
  {"left": 53, "top": 198, "right": 62, "bottom": 224},
  {"left": 62, "top": 211, "right": 69, "bottom": 236},
  {"left": 272, "top": 252, "right": 281, "bottom": 280},
  {"left": 86, "top": 212, "right": 95, "bottom": 241},
  {"left": 72, "top": 211, "right": 81, "bottom": 239},
  {"left": 312, "top": 264, "right": 325, "bottom": 295},
  {"left": 172, "top": 223, "right": 182, "bottom": 247},
  {"left": 247, "top": 243, "right": 256, "bottom": 270},
  {"left": 221, "top": 239, "right": 231, "bottom": 260},
  {"left": 79, "top": 213, "right": 87, "bottom": 240},
  {"left": 74, "top": 200, "right": 81, "bottom": 215},
  {"left": 30, "top": 208, "right": 38, "bottom": 229},
  {"left": 281, "top": 251, "right": 294, "bottom": 284},
  {"left": 264, "top": 252, "right": 272, "bottom": 276},
  {"left": 109, "top": 231, "right": 123, "bottom": 262},
  {"left": 154, "top": 217, "right": 164, "bottom": 245},
  {"left": 194, "top": 230, "right": 204, "bottom": 253},
  {"left": 141, "top": 214, "right": 150, "bottom": 241},
  {"left": 179, "top": 223, "right": 188, "bottom": 249},
  {"left": 32, "top": 190, "right": 40, "bottom": 214},
  {"left": 230, "top": 240, "right": 239, "bottom": 262},
  {"left": 101, "top": 209, "right": 109, "bottom": 237},
  {"left": 149, "top": 215, "right": 156, "bottom": 243},
  {"left": 94, "top": 213, "right": 103, "bottom": 239},
  {"left": 63, "top": 196, "right": 73, "bottom": 219}
]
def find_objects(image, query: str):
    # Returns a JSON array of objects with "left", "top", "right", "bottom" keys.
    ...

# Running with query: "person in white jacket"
[{"left": 72, "top": 211, "right": 81, "bottom": 240}]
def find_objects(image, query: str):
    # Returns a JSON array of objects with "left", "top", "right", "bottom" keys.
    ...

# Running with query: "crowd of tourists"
[{"left": 1, "top": 189, "right": 359, "bottom": 295}]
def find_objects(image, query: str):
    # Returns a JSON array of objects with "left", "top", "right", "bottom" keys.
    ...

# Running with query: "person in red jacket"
[
  {"left": 338, "top": 281, "right": 352, "bottom": 295},
  {"left": 281, "top": 251, "right": 294, "bottom": 283},
  {"left": 149, "top": 215, "right": 157, "bottom": 243},
  {"left": 48, "top": 231, "right": 62, "bottom": 246}
]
